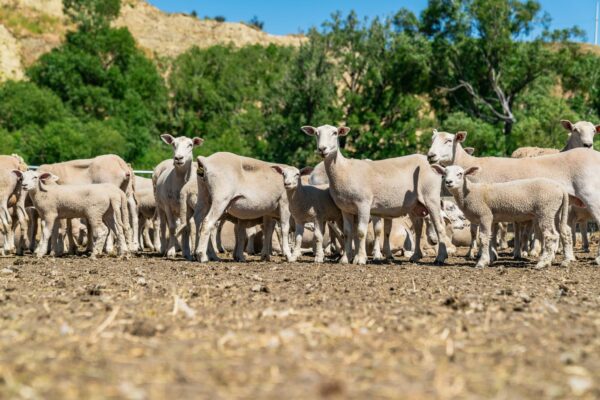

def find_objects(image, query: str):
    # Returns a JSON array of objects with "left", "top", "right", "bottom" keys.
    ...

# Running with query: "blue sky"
[{"left": 148, "top": 0, "right": 598, "bottom": 42}]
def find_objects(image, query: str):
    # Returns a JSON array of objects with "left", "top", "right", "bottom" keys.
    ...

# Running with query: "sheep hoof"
[
  {"left": 260, "top": 255, "right": 271, "bottom": 262},
  {"left": 339, "top": 255, "right": 349, "bottom": 264},
  {"left": 474, "top": 261, "right": 488, "bottom": 268},
  {"left": 434, "top": 257, "right": 446, "bottom": 266},
  {"left": 595, "top": 256, "right": 600, "bottom": 266},
  {"left": 583, "top": 247, "right": 590, "bottom": 253},
  {"left": 372, "top": 252, "right": 384, "bottom": 261},
  {"left": 560, "top": 260, "right": 571, "bottom": 268},
  {"left": 352, "top": 255, "right": 367, "bottom": 265},
  {"left": 314, "top": 256, "right": 324, "bottom": 263},
  {"left": 535, "top": 261, "right": 549, "bottom": 269},
  {"left": 409, "top": 253, "right": 422, "bottom": 263}
]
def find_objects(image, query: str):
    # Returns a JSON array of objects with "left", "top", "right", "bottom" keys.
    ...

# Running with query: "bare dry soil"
[{"left": 1, "top": 249, "right": 599, "bottom": 399}]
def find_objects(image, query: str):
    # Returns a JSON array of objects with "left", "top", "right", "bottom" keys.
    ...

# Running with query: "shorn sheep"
[
  {"left": 431, "top": 165, "right": 574, "bottom": 269},
  {"left": 303, "top": 125, "right": 450, "bottom": 265}
]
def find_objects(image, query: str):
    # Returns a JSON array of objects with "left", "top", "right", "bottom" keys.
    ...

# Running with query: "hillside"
[{"left": 0, "top": 0, "right": 306, "bottom": 80}]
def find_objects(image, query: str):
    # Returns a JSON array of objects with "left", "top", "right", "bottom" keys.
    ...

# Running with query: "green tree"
[
  {"left": 28, "top": 17, "right": 167, "bottom": 163},
  {"left": 406, "top": 0, "right": 583, "bottom": 153}
]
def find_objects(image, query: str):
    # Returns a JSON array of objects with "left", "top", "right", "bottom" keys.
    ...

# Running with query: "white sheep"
[
  {"left": 16, "top": 170, "right": 129, "bottom": 259},
  {"left": 271, "top": 165, "right": 343, "bottom": 262},
  {"left": 431, "top": 165, "right": 574, "bottom": 268},
  {"left": 303, "top": 125, "right": 450, "bottom": 265}
]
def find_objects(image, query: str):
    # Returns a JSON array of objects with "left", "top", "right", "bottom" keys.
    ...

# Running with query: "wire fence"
[{"left": 28, "top": 165, "right": 154, "bottom": 175}]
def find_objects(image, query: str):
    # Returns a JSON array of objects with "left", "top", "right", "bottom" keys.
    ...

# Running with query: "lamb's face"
[
  {"left": 161, "top": 134, "right": 204, "bottom": 167},
  {"left": 427, "top": 130, "right": 467, "bottom": 166},
  {"left": 442, "top": 166, "right": 465, "bottom": 190},
  {"left": 272, "top": 166, "right": 300, "bottom": 189},
  {"left": 302, "top": 125, "right": 350, "bottom": 158},
  {"left": 20, "top": 171, "right": 40, "bottom": 191}
]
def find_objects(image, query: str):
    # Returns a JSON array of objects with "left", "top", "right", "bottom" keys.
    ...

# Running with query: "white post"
[{"left": 594, "top": 0, "right": 600, "bottom": 46}]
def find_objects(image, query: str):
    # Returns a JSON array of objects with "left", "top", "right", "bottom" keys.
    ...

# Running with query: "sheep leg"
[
  {"left": 475, "top": 217, "right": 493, "bottom": 268},
  {"left": 158, "top": 208, "right": 168, "bottom": 255},
  {"left": 89, "top": 219, "right": 106, "bottom": 259},
  {"left": 181, "top": 215, "right": 192, "bottom": 261},
  {"left": 197, "top": 198, "right": 229, "bottom": 262},
  {"left": 351, "top": 208, "right": 370, "bottom": 265},
  {"left": 371, "top": 216, "right": 383, "bottom": 260},
  {"left": 66, "top": 219, "right": 77, "bottom": 255},
  {"left": 466, "top": 224, "right": 478, "bottom": 260},
  {"left": 383, "top": 218, "right": 393, "bottom": 261},
  {"left": 27, "top": 208, "right": 38, "bottom": 253},
  {"left": 127, "top": 194, "right": 139, "bottom": 251},
  {"left": 164, "top": 209, "right": 178, "bottom": 259},
  {"left": 37, "top": 216, "right": 56, "bottom": 258},
  {"left": 535, "top": 216, "right": 558, "bottom": 269},
  {"left": 340, "top": 212, "right": 355, "bottom": 264},
  {"left": 513, "top": 222, "right": 522, "bottom": 259},
  {"left": 314, "top": 218, "right": 326, "bottom": 263},
  {"left": 497, "top": 222, "right": 509, "bottom": 250},
  {"left": 278, "top": 206, "right": 293, "bottom": 262},
  {"left": 423, "top": 200, "right": 449, "bottom": 265},
  {"left": 409, "top": 216, "right": 424, "bottom": 262},
  {"left": 245, "top": 226, "right": 256, "bottom": 254},
  {"left": 290, "top": 222, "right": 304, "bottom": 262},
  {"left": 581, "top": 220, "right": 590, "bottom": 252},
  {"left": 216, "top": 220, "right": 225, "bottom": 253},
  {"left": 233, "top": 221, "right": 247, "bottom": 262},
  {"left": 260, "top": 217, "right": 275, "bottom": 261},
  {"left": 153, "top": 211, "right": 162, "bottom": 252}
]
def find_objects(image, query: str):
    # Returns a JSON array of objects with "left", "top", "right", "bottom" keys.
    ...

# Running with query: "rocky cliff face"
[{"left": 0, "top": 0, "right": 305, "bottom": 80}]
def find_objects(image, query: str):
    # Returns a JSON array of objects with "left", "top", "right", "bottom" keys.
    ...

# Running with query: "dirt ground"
[{"left": 1, "top": 247, "right": 599, "bottom": 399}]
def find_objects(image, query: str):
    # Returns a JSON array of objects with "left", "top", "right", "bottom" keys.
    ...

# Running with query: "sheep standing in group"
[
  {"left": 36, "top": 155, "right": 137, "bottom": 252},
  {"left": 195, "top": 153, "right": 293, "bottom": 263},
  {"left": 271, "top": 165, "right": 343, "bottom": 262},
  {"left": 303, "top": 125, "right": 450, "bottom": 265},
  {"left": 16, "top": 170, "right": 129, "bottom": 259},
  {"left": 511, "top": 120, "right": 600, "bottom": 254},
  {"left": 427, "top": 129, "right": 600, "bottom": 264},
  {"left": 154, "top": 134, "right": 203, "bottom": 259},
  {"left": 432, "top": 165, "right": 574, "bottom": 268}
]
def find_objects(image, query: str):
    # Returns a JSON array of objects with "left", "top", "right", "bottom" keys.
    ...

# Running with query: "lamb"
[
  {"left": 431, "top": 165, "right": 574, "bottom": 268},
  {"left": 37, "top": 154, "right": 137, "bottom": 250},
  {"left": 427, "top": 129, "right": 600, "bottom": 264},
  {"left": 271, "top": 165, "right": 343, "bottom": 262},
  {"left": 154, "top": 134, "right": 203, "bottom": 259},
  {"left": 16, "top": 170, "right": 129, "bottom": 259},
  {"left": 302, "top": 125, "right": 450, "bottom": 265},
  {"left": 195, "top": 152, "right": 293, "bottom": 263}
]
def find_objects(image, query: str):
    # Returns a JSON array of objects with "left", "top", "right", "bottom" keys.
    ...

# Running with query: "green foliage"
[
  {"left": 27, "top": 23, "right": 167, "bottom": 163},
  {"left": 0, "top": 0, "right": 596, "bottom": 169},
  {"left": 248, "top": 16, "right": 264, "bottom": 30}
]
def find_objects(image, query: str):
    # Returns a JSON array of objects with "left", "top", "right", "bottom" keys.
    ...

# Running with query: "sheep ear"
[
  {"left": 560, "top": 120, "right": 574, "bottom": 131},
  {"left": 337, "top": 126, "right": 350, "bottom": 136},
  {"left": 432, "top": 129, "right": 439, "bottom": 141},
  {"left": 299, "top": 166, "right": 314, "bottom": 176},
  {"left": 431, "top": 165, "right": 445, "bottom": 176},
  {"left": 464, "top": 166, "right": 480, "bottom": 176},
  {"left": 455, "top": 131, "right": 467, "bottom": 142},
  {"left": 595, "top": 125, "right": 600, "bottom": 134},
  {"left": 271, "top": 166, "right": 284, "bottom": 175},
  {"left": 192, "top": 137, "right": 204, "bottom": 147},
  {"left": 464, "top": 147, "right": 475, "bottom": 155},
  {"left": 301, "top": 126, "right": 317, "bottom": 136},
  {"left": 160, "top": 134, "right": 175, "bottom": 145},
  {"left": 12, "top": 170, "right": 23, "bottom": 180},
  {"left": 39, "top": 172, "right": 58, "bottom": 182}
]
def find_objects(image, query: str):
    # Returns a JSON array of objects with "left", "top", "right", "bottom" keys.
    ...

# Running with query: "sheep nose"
[
  {"left": 446, "top": 180, "right": 453, "bottom": 185},
  {"left": 427, "top": 153, "right": 436, "bottom": 161},
  {"left": 174, "top": 155, "right": 183, "bottom": 161},
  {"left": 584, "top": 143, "right": 593, "bottom": 148},
  {"left": 318, "top": 146, "right": 327, "bottom": 152}
]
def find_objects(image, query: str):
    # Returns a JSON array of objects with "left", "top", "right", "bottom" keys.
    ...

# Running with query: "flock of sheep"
[{"left": 0, "top": 119, "right": 598, "bottom": 269}]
